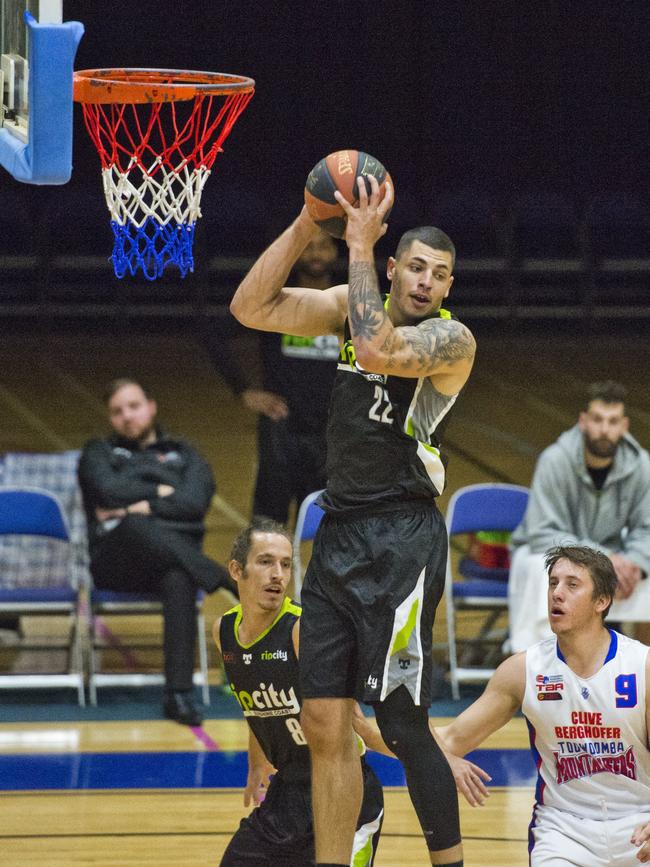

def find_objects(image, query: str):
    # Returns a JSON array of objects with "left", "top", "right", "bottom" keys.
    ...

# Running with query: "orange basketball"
[{"left": 304, "top": 149, "right": 393, "bottom": 238}]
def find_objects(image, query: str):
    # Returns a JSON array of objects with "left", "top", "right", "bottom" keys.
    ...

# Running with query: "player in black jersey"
[
  {"left": 214, "top": 518, "right": 384, "bottom": 866},
  {"left": 230, "top": 177, "right": 476, "bottom": 866}
]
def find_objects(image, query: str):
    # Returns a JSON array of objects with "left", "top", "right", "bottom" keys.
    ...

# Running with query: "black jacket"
[{"left": 78, "top": 429, "right": 216, "bottom": 549}]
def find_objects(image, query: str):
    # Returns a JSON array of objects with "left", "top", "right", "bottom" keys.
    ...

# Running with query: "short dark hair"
[
  {"left": 585, "top": 380, "right": 627, "bottom": 411},
  {"left": 230, "top": 517, "right": 293, "bottom": 567},
  {"left": 103, "top": 378, "right": 152, "bottom": 405},
  {"left": 544, "top": 545, "right": 618, "bottom": 619},
  {"left": 395, "top": 227, "right": 456, "bottom": 268}
]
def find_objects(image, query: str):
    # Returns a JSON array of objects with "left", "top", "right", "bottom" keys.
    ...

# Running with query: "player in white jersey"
[{"left": 436, "top": 544, "right": 650, "bottom": 866}]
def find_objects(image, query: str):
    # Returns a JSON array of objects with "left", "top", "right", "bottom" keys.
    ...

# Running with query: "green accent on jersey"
[
  {"left": 232, "top": 597, "right": 301, "bottom": 649},
  {"left": 352, "top": 836, "right": 374, "bottom": 867},
  {"left": 391, "top": 599, "right": 419, "bottom": 655},
  {"left": 404, "top": 414, "right": 442, "bottom": 450},
  {"left": 418, "top": 440, "right": 440, "bottom": 456},
  {"left": 340, "top": 338, "right": 357, "bottom": 367},
  {"left": 282, "top": 334, "right": 316, "bottom": 348}
]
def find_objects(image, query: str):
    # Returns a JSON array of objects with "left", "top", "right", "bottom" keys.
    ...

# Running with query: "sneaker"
[{"left": 163, "top": 691, "right": 204, "bottom": 727}]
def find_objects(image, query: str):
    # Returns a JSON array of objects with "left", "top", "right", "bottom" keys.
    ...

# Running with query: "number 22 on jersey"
[{"left": 368, "top": 385, "right": 393, "bottom": 425}]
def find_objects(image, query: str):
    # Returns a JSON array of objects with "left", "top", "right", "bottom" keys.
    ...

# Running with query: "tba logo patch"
[{"left": 536, "top": 673, "right": 564, "bottom": 699}]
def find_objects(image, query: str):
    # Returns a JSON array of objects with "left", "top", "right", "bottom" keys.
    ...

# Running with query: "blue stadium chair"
[
  {"left": 292, "top": 489, "right": 325, "bottom": 601},
  {"left": 88, "top": 587, "right": 210, "bottom": 707},
  {"left": 445, "top": 483, "right": 529, "bottom": 700},
  {"left": 0, "top": 487, "right": 85, "bottom": 704}
]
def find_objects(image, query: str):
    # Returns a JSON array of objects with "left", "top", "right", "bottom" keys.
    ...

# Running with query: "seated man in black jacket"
[{"left": 78, "top": 377, "right": 235, "bottom": 726}]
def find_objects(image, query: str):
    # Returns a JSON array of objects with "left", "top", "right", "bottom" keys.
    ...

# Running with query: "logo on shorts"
[
  {"left": 367, "top": 675, "right": 378, "bottom": 689},
  {"left": 243, "top": 653, "right": 252, "bottom": 665},
  {"left": 398, "top": 658, "right": 411, "bottom": 670}
]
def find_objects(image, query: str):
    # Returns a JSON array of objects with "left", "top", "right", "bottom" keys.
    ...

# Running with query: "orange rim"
[{"left": 73, "top": 68, "right": 255, "bottom": 104}]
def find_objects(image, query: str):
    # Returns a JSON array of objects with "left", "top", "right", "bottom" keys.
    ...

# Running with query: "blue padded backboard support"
[{"left": 0, "top": 12, "right": 83, "bottom": 184}]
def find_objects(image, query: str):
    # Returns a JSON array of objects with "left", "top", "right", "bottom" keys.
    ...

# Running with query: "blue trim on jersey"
[
  {"left": 525, "top": 717, "right": 546, "bottom": 806},
  {"left": 603, "top": 628, "right": 618, "bottom": 664},
  {"left": 556, "top": 628, "right": 617, "bottom": 665}
]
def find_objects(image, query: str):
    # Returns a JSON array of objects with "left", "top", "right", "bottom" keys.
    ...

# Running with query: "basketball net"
[{"left": 74, "top": 70, "right": 254, "bottom": 280}]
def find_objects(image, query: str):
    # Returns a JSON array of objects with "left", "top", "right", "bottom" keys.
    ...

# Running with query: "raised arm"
[
  {"left": 230, "top": 208, "right": 347, "bottom": 338},
  {"left": 436, "top": 653, "right": 526, "bottom": 758},
  {"left": 337, "top": 178, "right": 475, "bottom": 393}
]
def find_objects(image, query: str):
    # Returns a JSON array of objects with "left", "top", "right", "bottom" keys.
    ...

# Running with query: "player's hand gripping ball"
[{"left": 304, "top": 149, "right": 393, "bottom": 238}]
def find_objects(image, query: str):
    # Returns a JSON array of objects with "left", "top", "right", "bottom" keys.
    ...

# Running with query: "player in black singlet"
[
  {"left": 214, "top": 518, "right": 384, "bottom": 866},
  {"left": 230, "top": 176, "right": 476, "bottom": 866}
]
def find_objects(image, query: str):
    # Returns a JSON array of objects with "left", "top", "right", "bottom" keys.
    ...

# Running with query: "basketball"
[{"left": 304, "top": 149, "right": 393, "bottom": 238}]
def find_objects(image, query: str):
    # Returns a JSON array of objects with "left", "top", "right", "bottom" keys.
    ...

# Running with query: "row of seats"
[
  {"left": 1, "top": 184, "right": 647, "bottom": 312},
  {"left": 0, "top": 457, "right": 321, "bottom": 706},
  {"left": 0, "top": 452, "right": 211, "bottom": 707},
  {"left": 2, "top": 474, "right": 637, "bottom": 706},
  {"left": 7, "top": 179, "right": 646, "bottom": 259}
]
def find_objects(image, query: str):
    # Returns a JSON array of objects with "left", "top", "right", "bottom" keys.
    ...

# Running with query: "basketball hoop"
[{"left": 73, "top": 68, "right": 254, "bottom": 280}]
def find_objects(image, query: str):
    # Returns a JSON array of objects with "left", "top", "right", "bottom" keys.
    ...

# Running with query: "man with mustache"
[{"left": 509, "top": 380, "right": 650, "bottom": 651}]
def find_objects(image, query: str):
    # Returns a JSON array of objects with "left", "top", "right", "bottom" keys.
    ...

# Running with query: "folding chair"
[
  {"left": 445, "top": 483, "right": 529, "bottom": 700},
  {"left": 292, "top": 490, "right": 325, "bottom": 601},
  {"left": 88, "top": 588, "right": 211, "bottom": 706},
  {"left": 0, "top": 487, "right": 85, "bottom": 705}
]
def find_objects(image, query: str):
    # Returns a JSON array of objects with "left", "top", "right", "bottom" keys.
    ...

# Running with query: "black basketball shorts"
[
  {"left": 219, "top": 760, "right": 383, "bottom": 866},
  {"left": 299, "top": 504, "right": 447, "bottom": 705}
]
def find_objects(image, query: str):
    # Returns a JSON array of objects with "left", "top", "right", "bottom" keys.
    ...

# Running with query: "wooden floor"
[
  {"left": 1, "top": 328, "right": 649, "bottom": 865},
  {"left": 0, "top": 716, "right": 533, "bottom": 866}
]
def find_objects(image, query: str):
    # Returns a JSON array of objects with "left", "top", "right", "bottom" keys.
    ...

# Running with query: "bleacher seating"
[{"left": 1, "top": 183, "right": 648, "bottom": 322}]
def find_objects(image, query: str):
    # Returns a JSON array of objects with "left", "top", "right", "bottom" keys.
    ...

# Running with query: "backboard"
[{"left": 0, "top": 0, "right": 82, "bottom": 183}]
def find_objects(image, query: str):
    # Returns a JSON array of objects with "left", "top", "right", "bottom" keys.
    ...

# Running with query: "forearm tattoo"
[
  {"left": 348, "top": 261, "right": 475, "bottom": 374},
  {"left": 348, "top": 262, "right": 386, "bottom": 341}
]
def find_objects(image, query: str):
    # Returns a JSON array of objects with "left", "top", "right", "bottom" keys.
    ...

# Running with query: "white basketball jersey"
[{"left": 523, "top": 630, "right": 650, "bottom": 820}]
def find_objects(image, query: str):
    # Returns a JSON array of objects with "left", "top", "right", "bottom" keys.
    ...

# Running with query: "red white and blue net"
[{"left": 74, "top": 69, "right": 254, "bottom": 280}]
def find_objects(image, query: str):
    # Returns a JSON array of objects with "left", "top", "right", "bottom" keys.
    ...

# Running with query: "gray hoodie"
[{"left": 511, "top": 424, "right": 650, "bottom": 575}]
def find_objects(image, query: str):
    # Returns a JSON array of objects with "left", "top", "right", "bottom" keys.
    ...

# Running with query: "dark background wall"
[
  {"left": 66, "top": 1, "right": 649, "bottom": 198},
  {"left": 3, "top": 1, "right": 649, "bottom": 318}
]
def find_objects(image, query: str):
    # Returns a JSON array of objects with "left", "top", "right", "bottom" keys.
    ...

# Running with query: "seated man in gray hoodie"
[{"left": 509, "top": 380, "right": 650, "bottom": 651}]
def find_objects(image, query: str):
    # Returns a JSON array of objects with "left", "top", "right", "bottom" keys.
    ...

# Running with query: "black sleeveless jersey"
[
  {"left": 322, "top": 304, "right": 459, "bottom": 513},
  {"left": 219, "top": 598, "right": 309, "bottom": 777}
]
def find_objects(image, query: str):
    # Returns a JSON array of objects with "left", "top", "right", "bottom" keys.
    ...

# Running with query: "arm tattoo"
[
  {"left": 348, "top": 262, "right": 475, "bottom": 374},
  {"left": 348, "top": 262, "right": 387, "bottom": 341},
  {"left": 400, "top": 319, "right": 475, "bottom": 373}
]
